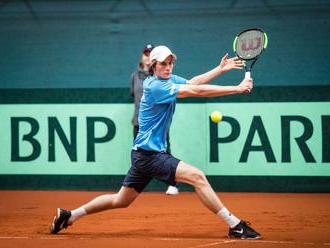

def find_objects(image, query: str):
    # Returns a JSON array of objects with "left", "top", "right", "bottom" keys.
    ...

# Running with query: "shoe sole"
[
  {"left": 50, "top": 208, "right": 61, "bottom": 234},
  {"left": 228, "top": 235, "right": 262, "bottom": 240},
  {"left": 166, "top": 192, "right": 179, "bottom": 195}
]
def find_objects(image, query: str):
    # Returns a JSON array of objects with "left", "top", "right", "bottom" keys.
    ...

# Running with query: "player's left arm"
[{"left": 187, "top": 53, "right": 244, "bottom": 85}]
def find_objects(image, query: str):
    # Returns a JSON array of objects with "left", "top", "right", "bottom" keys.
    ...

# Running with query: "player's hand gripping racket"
[{"left": 233, "top": 28, "right": 268, "bottom": 80}]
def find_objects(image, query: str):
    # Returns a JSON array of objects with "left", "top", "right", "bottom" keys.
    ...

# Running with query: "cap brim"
[{"left": 157, "top": 53, "right": 177, "bottom": 62}]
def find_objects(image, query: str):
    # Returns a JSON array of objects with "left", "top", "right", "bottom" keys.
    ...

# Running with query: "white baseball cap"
[{"left": 149, "top": 45, "right": 177, "bottom": 64}]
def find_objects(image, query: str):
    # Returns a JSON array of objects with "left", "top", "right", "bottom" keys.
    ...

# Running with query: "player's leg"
[
  {"left": 72, "top": 186, "right": 139, "bottom": 217},
  {"left": 50, "top": 149, "right": 151, "bottom": 234},
  {"left": 50, "top": 186, "right": 139, "bottom": 234},
  {"left": 175, "top": 161, "right": 261, "bottom": 239},
  {"left": 165, "top": 131, "right": 180, "bottom": 195},
  {"left": 175, "top": 161, "right": 225, "bottom": 213}
]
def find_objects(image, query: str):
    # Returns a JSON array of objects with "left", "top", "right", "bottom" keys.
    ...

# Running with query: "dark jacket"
[{"left": 130, "top": 68, "right": 149, "bottom": 126}]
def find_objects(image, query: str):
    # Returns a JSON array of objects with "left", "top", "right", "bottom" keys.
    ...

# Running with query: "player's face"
[{"left": 154, "top": 56, "right": 174, "bottom": 79}]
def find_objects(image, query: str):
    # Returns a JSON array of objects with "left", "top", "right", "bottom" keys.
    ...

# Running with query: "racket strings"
[{"left": 235, "top": 30, "right": 265, "bottom": 60}]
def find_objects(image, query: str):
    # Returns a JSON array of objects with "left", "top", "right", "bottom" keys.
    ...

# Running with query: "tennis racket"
[{"left": 233, "top": 28, "right": 268, "bottom": 80}]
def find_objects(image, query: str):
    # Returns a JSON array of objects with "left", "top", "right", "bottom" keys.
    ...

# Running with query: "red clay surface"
[{"left": 0, "top": 191, "right": 330, "bottom": 248}]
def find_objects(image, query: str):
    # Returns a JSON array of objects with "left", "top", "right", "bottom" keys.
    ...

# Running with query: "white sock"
[
  {"left": 69, "top": 207, "right": 87, "bottom": 224},
  {"left": 217, "top": 207, "right": 240, "bottom": 228}
]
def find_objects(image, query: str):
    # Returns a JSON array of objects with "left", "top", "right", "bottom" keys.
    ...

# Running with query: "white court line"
[
  {"left": 246, "top": 240, "right": 295, "bottom": 244},
  {"left": 155, "top": 238, "right": 184, "bottom": 241},
  {"left": 154, "top": 238, "right": 297, "bottom": 248},
  {"left": 0, "top": 236, "right": 68, "bottom": 240},
  {"left": 0, "top": 236, "right": 328, "bottom": 247},
  {"left": 190, "top": 240, "right": 235, "bottom": 248},
  {"left": 0, "top": 236, "right": 29, "bottom": 239},
  {"left": 154, "top": 238, "right": 222, "bottom": 241},
  {"left": 40, "top": 237, "right": 69, "bottom": 240},
  {"left": 189, "top": 239, "right": 330, "bottom": 248},
  {"left": 160, "top": 238, "right": 299, "bottom": 248}
]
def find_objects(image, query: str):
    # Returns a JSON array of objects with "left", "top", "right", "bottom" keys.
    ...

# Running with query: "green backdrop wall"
[
  {"left": 1, "top": 1, "right": 330, "bottom": 192},
  {"left": 1, "top": 0, "right": 330, "bottom": 88}
]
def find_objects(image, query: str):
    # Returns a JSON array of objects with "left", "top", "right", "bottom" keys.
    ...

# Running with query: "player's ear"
[{"left": 149, "top": 61, "right": 157, "bottom": 75}]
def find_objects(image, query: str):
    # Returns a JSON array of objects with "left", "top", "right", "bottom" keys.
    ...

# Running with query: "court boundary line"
[{"left": 0, "top": 236, "right": 329, "bottom": 246}]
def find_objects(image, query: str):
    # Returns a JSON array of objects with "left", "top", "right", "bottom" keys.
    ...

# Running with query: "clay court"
[{"left": 1, "top": 190, "right": 329, "bottom": 248}]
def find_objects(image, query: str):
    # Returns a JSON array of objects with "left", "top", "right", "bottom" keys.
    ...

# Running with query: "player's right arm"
[{"left": 177, "top": 78, "right": 253, "bottom": 98}]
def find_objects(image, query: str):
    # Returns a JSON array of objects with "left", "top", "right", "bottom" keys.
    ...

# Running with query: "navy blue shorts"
[{"left": 122, "top": 149, "right": 180, "bottom": 193}]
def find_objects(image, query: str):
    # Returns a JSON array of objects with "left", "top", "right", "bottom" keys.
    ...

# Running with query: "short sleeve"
[
  {"left": 171, "top": 74, "right": 187, "bottom": 85},
  {"left": 150, "top": 80, "right": 180, "bottom": 104}
]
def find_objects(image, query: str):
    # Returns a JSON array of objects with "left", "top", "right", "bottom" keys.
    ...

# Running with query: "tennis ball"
[{"left": 210, "top": 111, "right": 223, "bottom": 123}]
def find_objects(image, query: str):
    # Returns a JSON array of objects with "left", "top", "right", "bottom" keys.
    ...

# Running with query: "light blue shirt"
[{"left": 133, "top": 74, "right": 187, "bottom": 152}]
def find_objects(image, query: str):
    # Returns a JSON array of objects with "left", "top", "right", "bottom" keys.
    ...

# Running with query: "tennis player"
[
  {"left": 130, "top": 44, "right": 179, "bottom": 195},
  {"left": 50, "top": 45, "right": 261, "bottom": 239}
]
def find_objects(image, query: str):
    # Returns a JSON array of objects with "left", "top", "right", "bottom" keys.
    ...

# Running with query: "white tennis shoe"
[{"left": 166, "top": 185, "right": 179, "bottom": 195}]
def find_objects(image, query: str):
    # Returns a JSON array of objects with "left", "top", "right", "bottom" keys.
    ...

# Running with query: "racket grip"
[{"left": 245, "top": 72, "right": 251, "bottom": 80}]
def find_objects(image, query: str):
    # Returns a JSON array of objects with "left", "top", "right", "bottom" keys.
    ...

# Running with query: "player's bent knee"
[
  {"left": 191, "top": 170, "right": 209, "bottom": 189},
  {"left": 112, "top": 195, "right": 132, "bottom": 209},
  {"left": 113, "top": 199, "right": 131, "bottom": 208},
  {"left": 119, "top": 201, "right": 131, "bottom": 208}
]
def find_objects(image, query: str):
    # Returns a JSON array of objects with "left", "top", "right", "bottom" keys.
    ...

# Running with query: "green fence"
[{"left": 1, "top": 0, "right": 330, "bottom": 88}]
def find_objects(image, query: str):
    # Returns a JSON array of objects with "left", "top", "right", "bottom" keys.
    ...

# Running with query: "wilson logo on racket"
[
  {"left": 233, "top": 28, "right": 268, "bottom": 80},
  {"left": 241, "top": 37, "right": 262, "bottom": 51}
]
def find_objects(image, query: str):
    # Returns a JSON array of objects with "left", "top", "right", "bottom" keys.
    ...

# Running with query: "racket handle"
[{"left": 245, "top": 71, "right": 251, "bottom": 80}]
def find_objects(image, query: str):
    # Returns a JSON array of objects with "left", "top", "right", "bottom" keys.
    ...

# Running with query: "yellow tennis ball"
[{"left": 210, "top": 111, "right": 223, "bottom": 123}]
